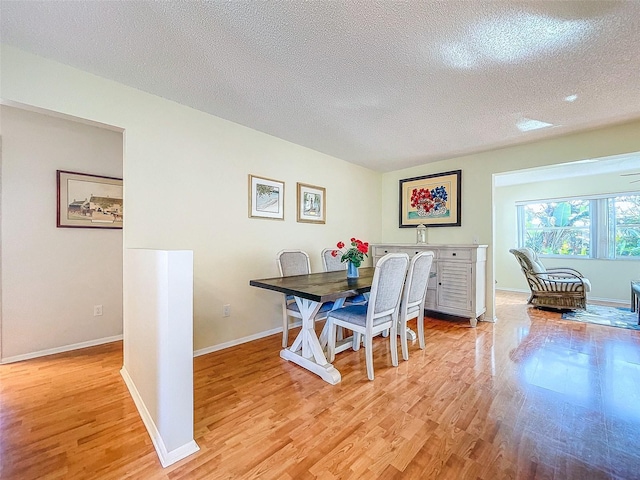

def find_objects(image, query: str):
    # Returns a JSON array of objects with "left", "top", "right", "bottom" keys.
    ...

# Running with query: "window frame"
[{"left": 516, "top": 191, "right": 640, "bottom": 261}]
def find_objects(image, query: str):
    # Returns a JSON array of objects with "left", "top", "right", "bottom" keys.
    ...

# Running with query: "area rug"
[{"left": 561, "top": 305, "right": 640, "bottom": 331}]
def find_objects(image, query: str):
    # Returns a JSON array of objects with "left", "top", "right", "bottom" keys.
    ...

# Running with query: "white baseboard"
[
  {"left": 495, "top": 287, "right": 529, "bottom": 294},
  {"left": 495, "top": 287, "right": 627, "bottom": 306},
  {"left": 120, "top": 367, "right": 199, "bottom": 468},
  {"left": 0, "top": 335, "right": 123, "bottom": 364},
  {"left": 193, "top": 321, "right": 301, "bottom": 358}
]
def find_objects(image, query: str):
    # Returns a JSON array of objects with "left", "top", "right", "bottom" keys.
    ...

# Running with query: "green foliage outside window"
[
  {"left": 613, "top": 195, "right": 640, "bottom": 257},
  {"left": 520, "top": 194, "right": 640, "bottom": 259},
  {"left": 523, "top": 200, "right": 590, "bottom": 256}
]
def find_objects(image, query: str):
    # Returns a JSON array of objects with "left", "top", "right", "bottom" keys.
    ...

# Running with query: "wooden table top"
[{"left": 250, "top": 267, "right": 374, "bottom": 303}]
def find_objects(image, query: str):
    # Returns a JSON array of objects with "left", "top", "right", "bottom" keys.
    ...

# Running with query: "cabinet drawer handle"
[
  {"left": 384, "top": 250, "right": 388, "bottom": 253},
  {"left": 452, "top": 253, "right": 456, "bottom": 256}
]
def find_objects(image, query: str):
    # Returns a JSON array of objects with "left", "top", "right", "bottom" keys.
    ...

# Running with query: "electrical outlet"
[
  {"left": 223, "top": 304, "right": 231, "bottom": 317},
  {"left": 472, "top": 235, "right": 479, "bottom": 245},
  {"left": 93, "top": 305, "right": 103, "bottom": 316}
]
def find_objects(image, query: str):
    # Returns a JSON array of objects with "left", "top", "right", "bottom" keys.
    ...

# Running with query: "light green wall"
[
  {"left": 381, "top": 120, "right": 640, "bottom": 319},
  {"left": 0, "top": 46, "right": 382, "bottom": 352},
  {"left": 495, "top": 171, "right": 639, "bottom": 302},
  {"left": 3, "top": 45, "right": 640, "bottom": 335}
]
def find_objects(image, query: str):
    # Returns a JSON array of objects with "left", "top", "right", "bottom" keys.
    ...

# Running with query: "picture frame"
[
  {"left": 296, "top": 182, "right": 326, "bottom": 224},
  {"left": 399, "top": 169, "right": 461, "bottom": 228},
  {"left": 57, "top": 170, "right": 123, "bottom": 229},
  {"left": 248, "top": 174, "right": 285, "bottom": 220}
]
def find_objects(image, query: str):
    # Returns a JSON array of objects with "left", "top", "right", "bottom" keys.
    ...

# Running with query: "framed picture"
[
  {"left": 296, "top": 183, "right": 326, "bottom": 224},
  {"left": 399, "top": 169, "right": 461, "bottom": 228},
  {"left": 248, "top": 174, "right": 285, "bottom": 220},
  {"left": 57, "top": 170, "right": 123, "bottom": 229}
]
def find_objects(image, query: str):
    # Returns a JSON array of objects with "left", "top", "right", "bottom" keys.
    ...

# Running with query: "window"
[
  {"left": 517, "top": 193, "right": 640, "bottom": 259},
  {"left": 612, "top": 195, "right": 640, "bottom": 257}
]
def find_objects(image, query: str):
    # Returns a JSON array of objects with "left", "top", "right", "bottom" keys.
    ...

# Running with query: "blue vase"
[{"left": 347, "top": 261, "right": 359, "bottom": 278}]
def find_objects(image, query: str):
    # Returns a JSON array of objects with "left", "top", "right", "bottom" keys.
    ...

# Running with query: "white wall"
[
  {"left": 0, "top": 105, "right": 123, "bottom": 360},
  {"left": 0, "top": 46, "right": 382, "bottom": 352},
  {"left": 381, "top": 120, "right": 640, "bottom": 320},
  {"left": 121, "top": 249, "right": 198, "bottom": 467},
  {"left": 495, "top": 169, "right": 640, "bottom": 302}
]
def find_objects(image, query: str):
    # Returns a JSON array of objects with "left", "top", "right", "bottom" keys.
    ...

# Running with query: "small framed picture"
[
  {"left": 57, "top": 170, "right": 123, "bottom": 229},
  {"left": 248, "top": 174, "right": 285, "bottom": 220},
  {"left": 297, "top": 183, "right": 326, "bottom": 224}
]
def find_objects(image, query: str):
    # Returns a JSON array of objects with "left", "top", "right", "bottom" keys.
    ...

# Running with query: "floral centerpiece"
[{"left": 332, "top": 238, "right": 369, "bottom": 278}]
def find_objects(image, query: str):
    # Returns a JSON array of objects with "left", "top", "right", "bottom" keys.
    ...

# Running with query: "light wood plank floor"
[{"left": 2, "top": 291, "right": 639, "bottom": 479}]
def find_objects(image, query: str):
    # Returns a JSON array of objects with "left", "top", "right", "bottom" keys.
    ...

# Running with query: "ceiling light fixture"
[{"left": 564, "top": 94, "right": 578, "bottom": 102}]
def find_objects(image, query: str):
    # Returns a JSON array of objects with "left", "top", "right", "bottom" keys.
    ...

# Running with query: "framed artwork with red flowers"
[{"left": 399, "top": 170, "right": 461, "bottom": 228}]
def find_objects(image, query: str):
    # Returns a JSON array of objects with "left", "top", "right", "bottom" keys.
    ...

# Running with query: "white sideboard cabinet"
[{"left": 371, "top": 244, "right": 488, "bottom": 327}]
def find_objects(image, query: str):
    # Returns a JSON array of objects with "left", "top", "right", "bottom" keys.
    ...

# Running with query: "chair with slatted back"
[
  {"left": 509, "top": 247, "right": 591, "bottom": 310},
  {"left": 277, "top": 250, "right": 333, "bottom": 348},
  {"left": 326, "top": 253, "right": 409, "bottom": 380}
]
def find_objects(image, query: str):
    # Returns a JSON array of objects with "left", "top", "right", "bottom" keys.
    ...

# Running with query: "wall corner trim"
[{"left": 120, "top": 366, "right": 199, "bottom": 468}]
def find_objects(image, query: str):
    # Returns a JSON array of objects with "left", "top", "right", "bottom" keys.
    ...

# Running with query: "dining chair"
[
  {"left": 277, "top": 249, "right": 333, "bottom": 348},
  {"left": 326, "top": 252, "right": 409, "bottom": 380},
  {"left": 321, "top": 248, "right": 345, "bottom": 273},
  {"left": 398, "top": 251, "right": 435, "bottom": 361}
]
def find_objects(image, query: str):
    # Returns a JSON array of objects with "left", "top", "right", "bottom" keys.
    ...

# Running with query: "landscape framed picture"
[
  {"left": 248, "top": 174, "right": 285, "bottom": 220},
  {"left": 399, "top": 169, "right": 461, "bottom": 228},
  {"left": 296, "top": 183, "right": 326, "bottom": 224},
  {"left": 57, "top": 170, "right": 123, "bottom": 229}
]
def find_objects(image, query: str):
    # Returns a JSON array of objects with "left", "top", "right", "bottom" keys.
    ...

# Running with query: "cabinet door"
[
  {"left": 422, "top": 262, "right": 438, "bottom": 309},
  {"left": 437, "top": 262, "right": 472, "bottom": 312}
]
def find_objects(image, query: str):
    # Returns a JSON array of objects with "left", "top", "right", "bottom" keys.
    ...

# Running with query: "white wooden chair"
[
  {"left": 277, "top": 249, "right": 333, "bottom": 347},
  {"left": 398, "top": 251, "right": 434, "bottom": 361},
  {"left": 321, "top": 248, "right": 345, "bottom": 272},
  {"left": 326, "top": 253, "right": 409, "bottom": 380}
]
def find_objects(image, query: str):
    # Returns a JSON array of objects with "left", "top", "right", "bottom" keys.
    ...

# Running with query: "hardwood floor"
[{"left": 2, "top": 291, "right": 639, "bottom": 479}]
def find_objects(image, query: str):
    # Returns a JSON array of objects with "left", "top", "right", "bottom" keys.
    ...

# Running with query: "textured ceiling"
[{"left": 1, "top": 1, "right": 640, "bottom": 172}]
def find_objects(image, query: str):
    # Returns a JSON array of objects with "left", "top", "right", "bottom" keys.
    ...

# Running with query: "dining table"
[{"left": 249, "top": 267, "right": 375, "bottom": 384}]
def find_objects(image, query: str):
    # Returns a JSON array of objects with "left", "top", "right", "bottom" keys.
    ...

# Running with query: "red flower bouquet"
[{"left": 332, "top": 238, "right": 369, "bottom": 268}]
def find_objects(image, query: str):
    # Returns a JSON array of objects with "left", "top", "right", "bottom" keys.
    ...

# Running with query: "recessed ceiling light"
[
  {"left": 516, "top": 118, "right": 555, "bottom": 132},
  {"left": 564, "top": 94, "right": 578, "bottom": 102}
]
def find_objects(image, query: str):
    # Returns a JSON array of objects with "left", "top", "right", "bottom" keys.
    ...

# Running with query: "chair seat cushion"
[
  {"left": 345, "top": 294, "right": 368, "bottom": 305},
  {"left": 327, "top": 304, "right": 392, "bottom": 328},
  {"left": 406, "top": 304, "right": 421, "bottom": 318},
  {"left": 287, "top": 301, "right": 335, "bottom": 314}
]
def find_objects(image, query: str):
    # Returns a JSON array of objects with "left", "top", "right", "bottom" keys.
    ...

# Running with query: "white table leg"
[
  {"left": 318, "top": 297, "right": 345, "bottom": 347},
  {"left": 280, "top": 297, "right": 342, "bottom": 385}
]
